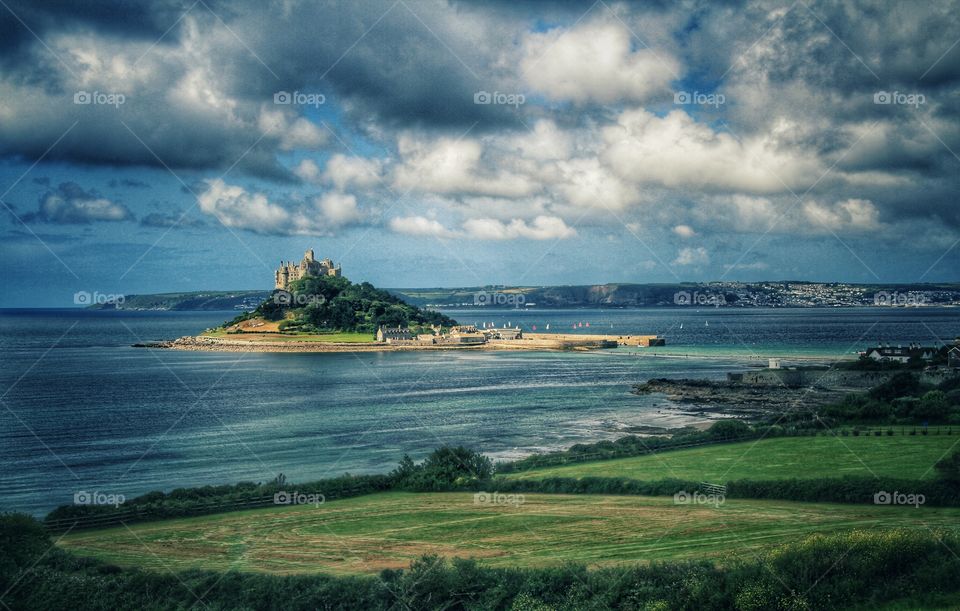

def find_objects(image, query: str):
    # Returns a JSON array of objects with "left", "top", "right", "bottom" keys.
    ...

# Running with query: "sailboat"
[
  {"left": 680, "top": 323, "right": 683, "bottom": 330},
  {"left": 546, "top": 323, "right": 550, "bottom": 330},
  {"left": 705, "top": 321, "right": 709, "bottom": 327}
]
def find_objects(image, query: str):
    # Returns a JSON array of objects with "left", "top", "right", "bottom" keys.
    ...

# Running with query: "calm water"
[{"left": 1, "top": 307, "right": 958, "bottom": 516}]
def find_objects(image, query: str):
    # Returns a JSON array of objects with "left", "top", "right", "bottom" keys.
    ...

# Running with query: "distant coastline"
[{"left": 88, "top": 281, "right": 960, "bottom": 311}]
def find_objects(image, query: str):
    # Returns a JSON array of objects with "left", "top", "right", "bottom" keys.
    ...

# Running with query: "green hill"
[{"left": 229, "top": 274, "right": 457, "bottom": 335}]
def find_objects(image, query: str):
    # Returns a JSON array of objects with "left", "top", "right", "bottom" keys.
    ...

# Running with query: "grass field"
[
  {"left": 203, "top": 330, "right": 375, "bottom": 343},
  {"left": 58, "top": 491, "right": 960, "bottom": 576},
  {"left": 505, "top": 435, "right": 959, "bottom": 482}
]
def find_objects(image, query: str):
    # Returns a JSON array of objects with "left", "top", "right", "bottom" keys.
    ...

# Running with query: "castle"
[{"left": 275, "top": 249, "right": 341, "bottom": 290}]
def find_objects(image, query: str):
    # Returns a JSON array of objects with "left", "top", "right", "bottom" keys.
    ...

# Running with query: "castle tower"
[{"left": 274, "top": 249, "right": 341, "bottom": 290}]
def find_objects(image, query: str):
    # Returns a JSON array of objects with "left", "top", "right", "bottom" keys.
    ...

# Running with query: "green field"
[
  {"left": 58, "top": 491, "right": 960, "bottom": 576},
  {"left": 506, "top": 435, "right": 959, "bottom": 482},
  {"left": 203, "top": 331, "right": 374, "bottom": 343}
]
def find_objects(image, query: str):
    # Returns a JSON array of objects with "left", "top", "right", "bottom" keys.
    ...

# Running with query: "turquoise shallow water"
[{"left": 0, "top": 307, "right": 957, "bottom": 515}]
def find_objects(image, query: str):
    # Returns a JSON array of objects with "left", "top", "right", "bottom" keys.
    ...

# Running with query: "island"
[{"left": 149, "top": 249, "right": 665, "bottom": 353}]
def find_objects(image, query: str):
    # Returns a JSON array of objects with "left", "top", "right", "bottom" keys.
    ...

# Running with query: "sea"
[{"left": 1, "top": 306, "right": 957, "bottom": 516}]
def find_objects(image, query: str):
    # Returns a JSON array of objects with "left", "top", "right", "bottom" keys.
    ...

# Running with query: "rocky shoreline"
[
  {"left": 632, "top": 377, "right": 850, "bottom": 420},
  {"left": 136, "top": 333, "right": 621, "bottom": 353}
]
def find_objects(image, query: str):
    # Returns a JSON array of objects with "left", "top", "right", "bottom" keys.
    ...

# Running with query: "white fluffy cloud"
[
  {"left": 603, "top": 109, "right": 822, "bottom": 194},
  {"left": 198, "top": 179, "right": 365, "bottom": 235},
  {"left": 389, "top": 216, "right": 458, "bottom": 238},
  {"left": 462, "top": 216, "right": 576, "bottom": 240},
  {"left": 393, "top": 135, "right": 536, "bottom": 198},
  {"left": 673, "top": 224, "right": 696, "bottom": 238},
  {"left": 198, "top": 179, "right": 294, "bottom": 234},
  {"left": 674, "top": 246, "right": 710, "bottom": 266},
  {"left": 520, "top": 21, "right": 678, "bottom": 104},
  {"left": 257, "top": 107, "right": 326, "bottom": 151},
  {"left": 315, "top": 191, "right": 363, "bottom": 227},
  {"left": 35, "top": 183, "right": 134, "bottom": 224},
  {"left": 802, "top": 199, "right": 882, "bottom": 233},
  {"left": 322, "top": 154, "right": 384, "bottom": 190}
]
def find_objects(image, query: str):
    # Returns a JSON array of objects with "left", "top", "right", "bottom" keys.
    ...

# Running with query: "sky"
[{"left": 1, "top": 0, "right": 959, "bottom": 306}]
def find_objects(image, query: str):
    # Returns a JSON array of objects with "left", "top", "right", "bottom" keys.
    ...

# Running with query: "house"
[
  {"left": 417, "top": 333, "right": 437, "bottom": 344},
  {"left": 861, "top": 344, "right": 938, "bottom": 364},
  {"left": 442, "top": 325, "right": 486, "bottom": 345},
  {"left": 484, "top": 327, "right": 523, "bottom": 340},
  {"left": 376, "top": 326, "right": 413, "bottom": 343},
  {"left": 949, "top": 346, "right": 960, "bottom": 368}
]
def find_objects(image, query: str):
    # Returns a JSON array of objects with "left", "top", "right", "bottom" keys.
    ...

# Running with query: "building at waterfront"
[{"left": 275, "top": 249, "right": 340, "bottom": 290}]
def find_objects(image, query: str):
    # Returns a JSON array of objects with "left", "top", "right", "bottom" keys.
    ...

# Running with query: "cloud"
[
  {"left": 520, "top": 20, "right": 678, "bottom": 104},
  {"left": 315, "top": 191, "right": 363, "bottom": 227},
  {"left": 673, "top": 224, "right": 696, "bottom": 238},
  {"left": 603, "top": 109, "right": 822, "bottom": 194},
  {"left": 802, "top": 198, "right": 882, "bottom": 233},
  {"left": 31, "top": 182, "right": 134, "bottom": 224},
  {"left": 673, "top": 246, "right": 709, "bottom": 266},
  {"left": 322, "top": 154, "right": 384, "bottom": 190},
  {"left": 197, "top": 179, "right": 293, "bottom": 234},
  {"left": 293, "top": 159, "right": 321, "bottom": 183},
  {"left": 462, "top": 215, "right": 575, "bottom": 240},
  {"left": 257, "top": 106, "right": 327, "bottom": 151},
  {"left": 197, "top": 179, "right": 369, "bottom": 235},
  {"left": 393, "top": 134, "right": 536, "bottom": 198},
  {"left": 389, "top": 215, "right": 458, "bottom": 238}
]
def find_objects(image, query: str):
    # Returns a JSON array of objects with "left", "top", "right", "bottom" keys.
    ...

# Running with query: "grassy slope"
[
  {"left": 58, "top": 491, "right": 960, "bottom": 576},
  {"left": 505, "top": 435, "right": 959, "bottom": 482},
  {"left": 202, "top": 330, "right": 374, "bottom": 343}
]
